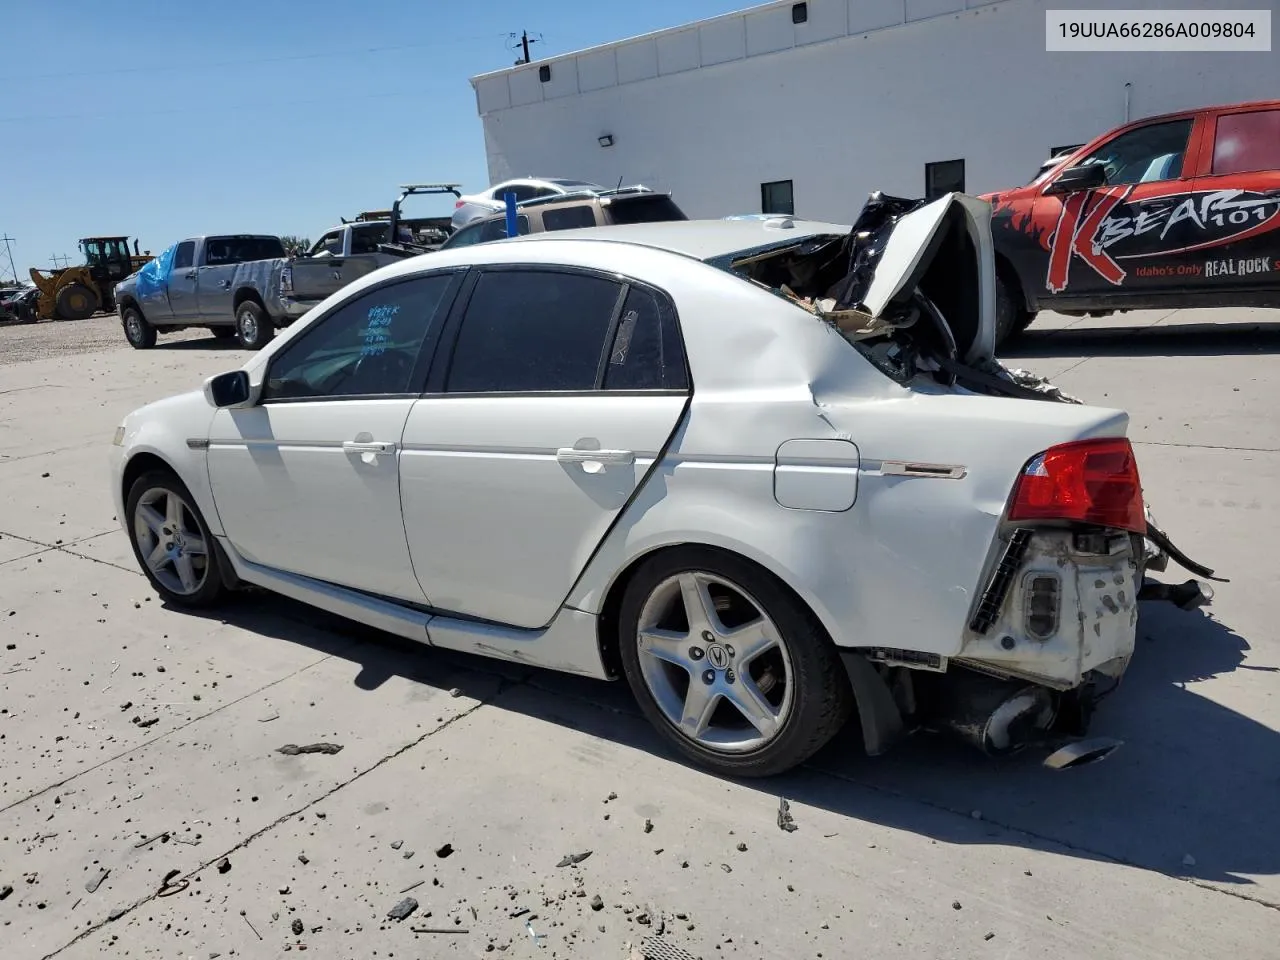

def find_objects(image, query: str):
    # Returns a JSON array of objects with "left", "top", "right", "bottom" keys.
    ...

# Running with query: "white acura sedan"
[{"left": 109, "top": 198, "right": 1191, "bottom": 777}]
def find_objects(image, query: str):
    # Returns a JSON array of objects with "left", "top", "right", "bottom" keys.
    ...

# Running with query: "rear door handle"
[
  {"left": 556, "top": 447, "right": 634, "bottom": 466},
  {"left": 343, "top": 440, "right": 396, "bottom": 454}
]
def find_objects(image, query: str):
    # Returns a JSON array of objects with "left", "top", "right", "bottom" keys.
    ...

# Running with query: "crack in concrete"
[
  {"left": 0, "top": 648, "right": 345, "bottom": 816},
  {"left": 1133, "top": 440, "right": 1280, "bottom": 453},
  {"left": 38, "top": 690, "right": 503, "bottom": 960}
]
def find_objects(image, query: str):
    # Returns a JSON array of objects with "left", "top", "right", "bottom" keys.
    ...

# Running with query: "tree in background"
[{"left": 280, "top": 236, "right": 311, "bottom": 256}]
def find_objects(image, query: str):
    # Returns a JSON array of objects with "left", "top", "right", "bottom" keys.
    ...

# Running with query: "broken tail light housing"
[{"left": 1008, "top": 438, "right": 1146, "bottom": 534}]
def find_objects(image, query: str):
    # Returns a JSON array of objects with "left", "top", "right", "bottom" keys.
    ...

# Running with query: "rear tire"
[
  {"left": 235, "top": 300, "right": 273, "bottom": 350},
  {"left": 122, "top": 306, "right": 156, "bottom": 349},
  {"left": 55, "top": 282, "right": 96, "bottom": 322},
  {"left": 125, "top": 469, "right": 225, "bottom": 608},
  {"left": 995, "top": 272, "right": 1034, "bottom": 347},
  {"left": 617, "top": 547, "right": 853, "bottom": 778}
]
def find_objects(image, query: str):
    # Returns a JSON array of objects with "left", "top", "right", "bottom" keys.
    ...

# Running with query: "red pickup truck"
[{"left": 983, "top": 99, "right": 1280, "bottom": 342}]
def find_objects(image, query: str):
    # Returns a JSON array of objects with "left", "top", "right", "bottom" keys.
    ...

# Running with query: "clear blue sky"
[{"left": 1, "top": 0, "right": 750, "bottom": 278}]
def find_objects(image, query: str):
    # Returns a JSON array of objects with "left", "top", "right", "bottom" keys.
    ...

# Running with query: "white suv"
[{"left": 451, "top": 178, "right": 604, "bottom": 228}]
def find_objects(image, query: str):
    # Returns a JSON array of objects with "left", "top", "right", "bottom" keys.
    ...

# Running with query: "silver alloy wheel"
[
  {"left": 125, "top": 313, "right": 144, "bottom": 343},
  {"left": 238, "top": 307, "right": 257, "bottom": 343},
  {"left": 132, "top": 487, "right": 209, "bottom": 596},
  {"left": 636, "top": 571, "right": 794, "bottom": 753}
]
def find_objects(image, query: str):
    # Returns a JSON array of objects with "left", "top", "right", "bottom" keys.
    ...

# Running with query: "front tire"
[
  {"left": 125, "top": 470, "right": 225, "bottom": 608},
  {"left": 56, "top": 282, "right": 97, "bottom": 321},
  {"left": 122, "top": 306, "right": 156, "bottom": 349},
  {"left": 617, "top": 547, "right": 853, "bottom": 777},
  {"left": 235, "top": 301, "right": 274, "bottom": 350},
  {"left": 995, "top": 272, "right": 1034, "bottom": 347}
]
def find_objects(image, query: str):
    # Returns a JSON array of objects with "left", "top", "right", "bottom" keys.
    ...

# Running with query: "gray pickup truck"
[
  {"left": 114, "top": 234, "right": 290, "bottom": 350},
  {"left": 279, "top": 184, "right": 460, "bottom": 319}
]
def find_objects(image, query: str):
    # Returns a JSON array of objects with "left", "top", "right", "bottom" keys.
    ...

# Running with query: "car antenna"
[{"left": 616, "top": 175, "right": 623, "bottom": 190}]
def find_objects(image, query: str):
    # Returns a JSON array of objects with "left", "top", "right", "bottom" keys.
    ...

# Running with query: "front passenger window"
[
  {"left": 1075, "top": 119, "right": 1193, "bottom": 186},
  {"left": 263, "top": 274, "right": 456, "bottom": 401}
]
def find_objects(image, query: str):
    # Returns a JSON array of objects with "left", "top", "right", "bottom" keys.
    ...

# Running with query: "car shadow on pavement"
[
  {"left": 161, "top": 335, "right": 243, "bottom": 352},
  {"left": 1001, "top": 319, "right": 1280, "bottom": 360},
  {"left": 198, "top": 589, "right": 1279, "bottom": 898}
]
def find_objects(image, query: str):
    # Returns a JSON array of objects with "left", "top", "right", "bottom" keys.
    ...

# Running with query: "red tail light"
[{"left": 1008, "top": 438, "right": 1145, "bottom": 533}]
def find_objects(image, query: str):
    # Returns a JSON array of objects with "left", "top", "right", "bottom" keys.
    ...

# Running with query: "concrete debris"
[
  {"left": 448, "top": 688, "right": 462, "bottom": 697},
  {"left": 643, "top": 818, "right": 654, "bottom": 834},
  {"left": 0, "top": 885, "right": 12, "bottom": 900},
  {"left": 720, "top": 864, "right": 732, "bottom": 873},
  {"left": 605, "top": 792, "right": 617, "bottom": 802},
  {"left": 276, "top": 743, "right": 343, "bottom": 756},
  {"left": 387, "top": 897, "right": 419, "bottom": 921},
  {"left": 135, "top": 716, "right": 159, "bottom": 728},
  {"left": 777, "top": 798, "right": 798, "bottom": 833},
  {"left": 108, "top": 905, "right": 127, "bottom": 921},
  {"left": 390, "top": 840, "right": 403, "bottom": 850},
  {"left": 557, "top": 851, "right": 592, "bottom": 867},
  {"left": 216, "top": 857, "right": 230, "bottom": 874},
  {"left": 985, "top": 932, "right": 996, "bottom": 941},
  {"left": 84, "top": 867, "right": 109, "bottom": 894},
  {"left": 291, "top": 919, "right": 304, "bottom": 936},
  {"left": 952, "top": 901, "right": 963, "bottom": 910},
  {"left": 298, "top": 855, "right": 309, "bottom": 865},
  {"left": 436, "top": 843, "right": 454, "bottom": 858},
  {"left": 735, "top": 842, "right": 747, "bottom": 852}
]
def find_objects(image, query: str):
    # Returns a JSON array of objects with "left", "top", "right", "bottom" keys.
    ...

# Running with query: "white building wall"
[{"left": 471, "top": 0, "right": 1279, "bottom": 221}]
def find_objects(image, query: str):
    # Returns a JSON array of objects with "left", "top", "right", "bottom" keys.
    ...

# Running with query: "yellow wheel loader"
[{"left": 29, "top": 237, "right": 152, "bottom": 321}]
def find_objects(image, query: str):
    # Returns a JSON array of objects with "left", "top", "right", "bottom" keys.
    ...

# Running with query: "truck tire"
[
  {"left": 55, "top": 283, "right": 97, "bottom": 322},
  {"left": 234, "top": 301, "right": 274, "bottom": 350},
  {"left": 995, "top": 273, "right": 1034, "bottom": 347},
  {"left": 122, "top": 305, "right": 156, "bottom": 349}
]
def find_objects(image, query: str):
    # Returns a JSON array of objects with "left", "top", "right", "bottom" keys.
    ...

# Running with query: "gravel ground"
[{"left": 0, "top": 313, "right": 211, "bottom": 365}]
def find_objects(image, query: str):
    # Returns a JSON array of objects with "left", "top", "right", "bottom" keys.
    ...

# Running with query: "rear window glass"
[
  {"left": 602, "top": 286, "right": 689, "bottom": 391},
  {"left": 205, "top": 236, "right": 286, "bottom": 264},
  {"left": 1212, "top": 109, "right": 1280, "bottom": 176},
  {"left": 605, "top": 196, "right": 689, "bottom": 225},
  {"left": 542, "top": 205, "right": 598, "bottom": 231}
]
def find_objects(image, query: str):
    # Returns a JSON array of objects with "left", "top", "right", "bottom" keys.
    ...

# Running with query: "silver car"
[{"left": 451, "top": 178, "right": 604, "bottom": 228}]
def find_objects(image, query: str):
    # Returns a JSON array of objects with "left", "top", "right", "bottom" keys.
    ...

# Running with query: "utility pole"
[
  {"left": 0, "top": 235, "right": 17, "bottom": 285},
  {"left": 513, "top": 29, "right": 539, "bottom": 64}
]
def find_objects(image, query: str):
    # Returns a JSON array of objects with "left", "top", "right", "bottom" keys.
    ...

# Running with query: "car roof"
[{"left": 506, "top": 217, "right": 851, "bottom": 261}]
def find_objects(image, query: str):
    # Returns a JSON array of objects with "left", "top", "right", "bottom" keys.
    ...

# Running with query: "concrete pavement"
[{"left": 2, "top": 311, "right": 1278, "bottom": 959}]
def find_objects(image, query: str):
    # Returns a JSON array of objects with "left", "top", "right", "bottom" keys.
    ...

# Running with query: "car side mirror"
[
  {"left": 204, "top": 370, "right": 254, "bottom": 408},
  {"left": 1046, "top": 163, "right": 1107, "bottom": 195}
]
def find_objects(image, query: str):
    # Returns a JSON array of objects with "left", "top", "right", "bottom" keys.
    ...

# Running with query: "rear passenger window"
[
  {"left": 1212, "top": 110, "right": 1280, "bottom": 176},
  {"left": 446, "top": 270, "right": 622, "bottom": 393},
  {"left": 542, "top": 205, "right": 598, "bottom": 231},
  {"left": 603, "top": 286, "right": 689, "bottom": 391}
]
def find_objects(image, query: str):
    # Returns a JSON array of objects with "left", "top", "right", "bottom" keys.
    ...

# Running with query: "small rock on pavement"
[
  {"left": 277, "top": 743, "right": 343, "bottom": 756},
  {"left": 387, "top": 897, "right": 419, "bottom": 921},
  {"left": 0, "top": 884, "right": 13, "bottom": 900},
  {"left": 720, "top": 864, "right": 732, "bottom": 873},
  {"left": 590, "top": 894, "right": 604, "bottom": 911},
  {"left": 736, "top": 842, "right": 747, "bottom": 852},
  {"left": 390, "top": 840, "right": 403, "bottom": 850},
  {"left": 556, "top": 851, "right": 592, "bottom": 868},
  {"left": 985, "top": 932, "right": 996, "bottom": 941},
  {"left": 435, "top": 843, "right": 454, "bottom": 858},
  {"left": 298, "top": 855, "right": 309, "bottom": 865},
  {"left": 84, "top": 868, "right": 110, "bottom": 894},
  {"left": 643, "top": 819, "right": 654, "bottom": 834},
  {"left": 216, "top": 858, "right": 230, "bottom": 874},
  {"left": 952, "top": 901, "right": 963, "bottom": 910},
  {"left": 291, "top": 919, "right": 304, "bottom": 936},
  {"left": 448, "top": 688, "right": 462, "bottom": 697}
]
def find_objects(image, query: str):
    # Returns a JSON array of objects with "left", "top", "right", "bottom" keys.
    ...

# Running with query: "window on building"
[
  {"left": 925, "top": 159, "right": 965, "bottom": 200},
  {"left": 760, "top": 180, "right": 794, "bottom": 216},
  {"left": 1075, "top": 119, "right": 1193, "bottom": 185},
  {"left": 445, "top": 270, "right": 622, "bottom": 393},
  {"left": 263, "top": 275, "right": 455, "bottom": 401},
  {"left": 1212, "top": 109, "right": 1280, "bottom": 176},
  {"left": 602, "top": 286, "right": 689, "bottom": 392}
]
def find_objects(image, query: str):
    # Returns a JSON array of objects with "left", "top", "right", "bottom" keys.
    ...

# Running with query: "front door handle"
[
  {"left": 343, "top": 440, "right": 396, "bottom": 454},
  {"left": 557, "top": 447, "right": 634, "bottom": 466},
  {"left": 184, "top": 271, "right": 197, "bottom": 279}
]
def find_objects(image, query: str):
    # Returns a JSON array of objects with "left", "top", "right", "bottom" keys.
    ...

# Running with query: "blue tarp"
[{"left": 134, "top": 243, "right": 176, "bottom": 299}]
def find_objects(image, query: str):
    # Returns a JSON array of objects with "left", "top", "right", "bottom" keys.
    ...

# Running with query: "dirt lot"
[{"left": 2, "top": 308, "right": 1279, "bottom": 960}]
